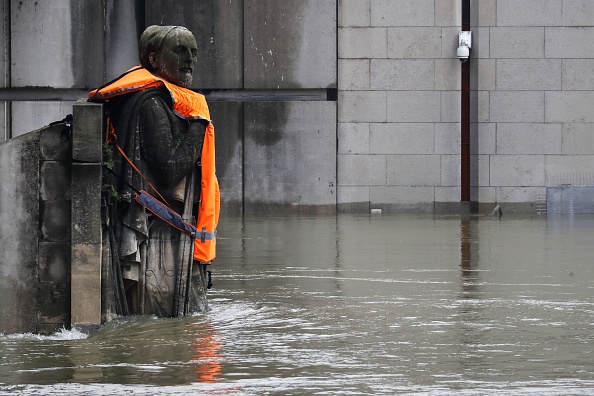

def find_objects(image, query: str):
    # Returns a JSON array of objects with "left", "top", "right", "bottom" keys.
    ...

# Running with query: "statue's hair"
[{"left": 139, "top": 25, "right": 193, "bottom": 71}]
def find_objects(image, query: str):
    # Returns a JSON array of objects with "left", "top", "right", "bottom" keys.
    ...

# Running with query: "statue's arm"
[{"left": 139, "top": 97, "right": 206, "bottom": 188}]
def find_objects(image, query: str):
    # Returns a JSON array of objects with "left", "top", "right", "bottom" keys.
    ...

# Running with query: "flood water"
[{"left": 1, "top": 213, "right": 594, "bottom": 395}]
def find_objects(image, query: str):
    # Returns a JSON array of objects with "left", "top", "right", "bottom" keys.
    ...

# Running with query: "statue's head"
[{"left": 139, "top": 25, "right": 198, "bottom": 88}]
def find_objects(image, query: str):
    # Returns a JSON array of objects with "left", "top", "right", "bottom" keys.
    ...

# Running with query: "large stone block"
[
  {"left": 387, "top": 91, "right": 441, "bottom": 123},
  {"left": 435, "top": 186, "right": 460, "bottom": 203},
  {"left": 546, "top": 92, "right": 594, "bottom": 123},
  {"left": 474, "top": 123, "right": 496, "bottom": 155},
  {"left": 145, "top": 0, "right": 243, "bottom": 89},
  {"left": 441, "top": 155, "right": 461, "bottom": 187},
  {"left": 338, "top": 154, "right": 386, "bottom": 186},
  {"left": 370, "top": 186, "right": 435, "bottom": 212},
  {"left": 40, "top": 124, "right": 72, "bottom": 161},
  {"left": 497, "top": 123, "right": 561, "bottom": 155},
  {"left": 436, "top": 59, "right": 461, "bottom": 91},
  {"left": 210, "top": 102, "right": 243, "bottom": 213},
  {"left": 474, "top": 186, "right": 496, "bottom": 203},
  {"left": 471, "top": 59, "right": 495, "bottom": 91},
  {"left": 496, "top": 186, "right": 543, "bottom": 204},
  {"left": 39, "top": 242, "right": 71, "bottom": 283},
  {"left": 371, "top": 59, "right": 434, "bottom": 90},
  {"left": 338, "top": 122, "right": 370, "bottom": 155},
  {"left": 0, "top": 102, "right": 4, "bottom": 140},
  {"left": 244, "top": 101, "right": 336, "bottom": 211},
  {"left": 470, "top": 28, "right": 490, "bottom": 60},
  {"left": 441, "top": 91, "right": 461, "bottom": 123},
  {"left": 490, "top": 155, "right": 545, "bottom": 186},
  {"left": 71, "top": 163, "right": 102, "bottom": 244},
  {"left": 244, "top": 0, "right": 336, "bottom": 89},
  {"left": 338, "top": 59, "right": 370, "bottom": 90},
  {"left": 435, "top": 123, "right": 460, "bottom": 155},
  {"left": 546, "top": 27, "right": 594, "bottom": 58},
  {"left": 545, "top": 155, "right": 594, "bottom": 178},
  {"left": 338, "top": 91, "right": 386, "bottom": 123},
  {"left": 563, "top": 0, "right": 594, "bottom": 26},
  {"left": 11, "top": 0, "right": 104, "bottom": 88},
  {"left": 473, "top": 91, "right": 491, "bottom": 123},
  {"left": 0, "top": 133, "right": 40, "bottom": 334},
  {"left": 370, "top": 123, "right": 434, "bottom": 155},
  {"left": 496, "top": 59, "right": 561, "bottom": 91},
  {"left": 41, "top": 200, "right": 71, "bottom": 242},
  {"left": 441, "top": 27, "right": 460, "bottom": 58},
  {"left": 474, "top": 154, "right": 491, "bottom": 187},
  {"left": 497, "top": 0, "right": 561, "bottom": 26},
  {"left": 471, "top": 0, "right": 496, "bottom": 26},
  {"left": 490, "top": 91, "right": 544, "bottom": 123},
  {"left": 71, "top": 243, "right": 102, "bottom": 326},
  {"left": 371, "top": 0, "right": 434, "bottom": 27},
  {"left": 339, "top": 0, "right": 370, "bottom": 27},
  {"left": 435, "top": 0, "right": 461, "bottom": 27},
  {"left": 387, "top": 28, "right": 442, "bottom": 59},
  {"left": 490, "top": 28, "right": 544, "bottom": 59},
  {"left": 562, "top": 59, "right": 594, "bottom": 90},
  {"left": 337, "top": 186, "right": 370, "bottom": 206},
  {"left": 72, "top": 100, "right": 103, "bottom": 163},
  {"left": 562, "top": 123, "right": 594, "bottom": 154},
  {"left": 0, "top": 1, "right": 6, "bottom": 88},
  {"left": 339, "top": 27, "right": 387, "bottom": 59},
  {"left": 386, "top": 155, "right": 441, "bottom": 186},
  {"left": 40, "top": 162, "right": 71, "bottom": 201},
  {"left": 36, "top": 281, "right": 70, "bottom": 327}
]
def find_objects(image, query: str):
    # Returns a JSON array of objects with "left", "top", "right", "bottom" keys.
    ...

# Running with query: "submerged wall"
[{"left": 0, "top": 124, "right": 71, "bottom": 334}]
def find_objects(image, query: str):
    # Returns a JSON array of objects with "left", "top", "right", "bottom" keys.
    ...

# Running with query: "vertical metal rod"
[{"left": 461, "top": 0, "right": 471, "bottom": 202}]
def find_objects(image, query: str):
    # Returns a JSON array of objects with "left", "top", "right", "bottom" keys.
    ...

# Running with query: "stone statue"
[{"left": 90, "top": 26, "right": 219, "bottom": 318}]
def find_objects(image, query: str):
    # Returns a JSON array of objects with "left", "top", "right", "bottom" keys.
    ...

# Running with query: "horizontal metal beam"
[{"left": 0, "top": 88, "right": 337, "bottom": 102}]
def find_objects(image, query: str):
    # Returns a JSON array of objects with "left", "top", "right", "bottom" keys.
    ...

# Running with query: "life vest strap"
[
  {"left": 105, "top": 115, "right": 170, "bottom": 207},
  {"left": 197, "top": 227, "right": 217, "bottom": 243}
]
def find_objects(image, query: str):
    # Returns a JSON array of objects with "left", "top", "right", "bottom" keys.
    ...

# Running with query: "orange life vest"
[{"left": 89, "top": 66, "right": 220, "bottom": 262}]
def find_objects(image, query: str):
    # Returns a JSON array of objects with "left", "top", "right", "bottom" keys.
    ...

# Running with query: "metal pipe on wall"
[{"left": 461, "top": 0, "right": 471, "bottom": 203}]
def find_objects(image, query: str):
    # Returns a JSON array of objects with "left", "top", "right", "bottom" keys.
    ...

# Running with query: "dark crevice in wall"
[{"left": 4, "top": 0, "right": 11, "bottom": 139}]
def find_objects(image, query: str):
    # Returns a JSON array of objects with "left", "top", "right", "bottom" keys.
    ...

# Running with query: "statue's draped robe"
[{"left": 105, "top": 87, "right": 208, "bottom": 316}]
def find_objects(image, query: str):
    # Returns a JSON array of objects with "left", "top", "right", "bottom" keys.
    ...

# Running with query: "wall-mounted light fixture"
[{"left": 457, "top": 31, "right": 472, "bottom": 63}]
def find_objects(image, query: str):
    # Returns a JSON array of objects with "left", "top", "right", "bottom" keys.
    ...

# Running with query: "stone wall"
[
  {"left": 0, "top": 124, "right": 71, "bottom": 334},
  {"left": 338, "top": 0, "right": 594, "bottom": 212},
  {"left": 3, "top": 0, "right": 594, "bottom": 212}
]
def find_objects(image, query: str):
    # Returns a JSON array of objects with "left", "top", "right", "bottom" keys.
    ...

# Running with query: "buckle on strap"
[{"left": 199, "top": 227, "right": 217, "bottom": 243}]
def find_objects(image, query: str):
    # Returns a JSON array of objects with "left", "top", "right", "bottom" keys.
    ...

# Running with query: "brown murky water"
[{"left": 1, "top": 213, "right": 594, "bottom": 395}]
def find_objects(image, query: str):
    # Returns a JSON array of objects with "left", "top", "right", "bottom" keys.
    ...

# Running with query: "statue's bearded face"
[{"left": 154, "top": 30, "right": 198, "bottom": 88}]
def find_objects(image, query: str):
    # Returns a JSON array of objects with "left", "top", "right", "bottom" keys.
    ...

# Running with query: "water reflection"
[
  {"left": 190, "top": 323, "right": 223, "bottom": 383},
  {"left": 456, "top": 216, "right": 488, "bottom": 381}
]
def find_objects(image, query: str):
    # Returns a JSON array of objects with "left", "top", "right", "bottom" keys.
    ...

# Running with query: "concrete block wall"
[
  {"left": 473, "top": 0, "right": 594, "bottom": 209},
  {"left": 338, "top": 0, "right": 594, "bottom": 211},
  {"left": 337, "top": 0, "right": 462, "bottom": 211},
  {"left": 4, "top": 0, "right": 594, "bottom": 212},
  {"left": 0, "top": 124, "right": 72, "bottom": 334},
  {"left": 38, "top": 125, "right": 72, "bottom": 334}
]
